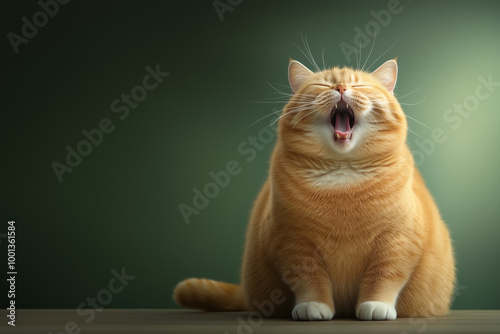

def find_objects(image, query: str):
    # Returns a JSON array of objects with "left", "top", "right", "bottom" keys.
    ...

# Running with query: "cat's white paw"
[
  {"left": 356, "top": 301, "right": 397, "bottom": 321},
  {"left": 292, "top": 302, "right": 334, "bottom": 321}
]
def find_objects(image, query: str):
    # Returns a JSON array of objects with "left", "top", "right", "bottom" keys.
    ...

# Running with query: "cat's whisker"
[
  {"left": 286, "top": 105, "right": 317, "bottom": 114},
  {"left": 267, "top": 82, "right": 318, "bottom": 100},
  {"left": 264, "top": 95, "right": 293, "bottom": 100},
  {"left": 311, "top": 105, "right": 327, "bottom": 125},
  {"left": 247, "top": 99, "right": 291, "bottom": 104},
  {"left": 370, "top": 109, "right": 424, "bottom": 139},
  {"left": 269, "top": 108, "right": 302, "bottom": 126},
  {"left": 285, "top": 107, "right": 315, "bottom": 115},
  {"left": 400, "top": 101, "right": 426, "bottom": 106},
  {"left": 291, "top": 93, "right": 318, "bottom": 98},
  {"left": 395, "top": 85, "right": 427, "bottom": 100},
  {"left": 269, "top": 111, "right": 292, "bottom": 127},
  {"left": 380, "top": 93, "right": 428, "bottom": 108},
  {"left": 399, "top": 94, "right": 428, "bottom": 106},
  {"left": 246, "top": 109, "right": 283, "bottom": 128},
  {"left": 293, "top": 108, "right": 319, "bottom": 128},
  {"left": 267, "top": 92, "right": 290, "bottom": 96},
  {"left": 406, "top": 127, "right": 423, "bottom": 139},
  {"left": 269, "top": 102, "right": 318, "bottom": 125},
  {"left": 268, "top": 92, "right": 317, "bottom": 99},
  {"left": 361, "top": 26, "right": 376, "bottom": 72},
  {"left": 247, "top": 98, "right": 317, "bottom": 128},
  {"left": 382, "top": 100, "right": 413, "bottom": 105},
  {"left": 365, "top": 35, "right": 401, "bottom": 72},
  {"left": 277, "top": 82, "right": 294, "bottom": 90},
  {"left": 304, "top": 34, "right": 322, "bottom": 72},
  {"left": 357, "top": 34, "right": 362, "bottom": 70},
  {"left": 267, "top": 82, "right": 294, "bottom": 97},
  {"left": 321, "top": 47, "right": 327, "bottom": 71},
  {"left": 355, "top": 40, "right": 360, "bottom": 70},
  {"left": 404, "top": 114, "right": 433, "bottom": 131},
  {"left": 294, "top": 33, "right": 321, "bottom": 72},
  {"left": 248, "top": 96, "right": 316, "bottom": 104},
  {"left": 286, "top": 103, "right": 317, "bottom": 112},
  {"left": 370, "top": 109, "right": 403, "bottom": 127}
]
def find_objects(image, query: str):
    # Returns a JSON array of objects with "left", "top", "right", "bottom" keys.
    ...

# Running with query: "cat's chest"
[
  {"left": 303, "top": 161, "right": 377, "bottom": 187},
  {"left": 305, "top": 211, "right": 390, "bottom": 278}
]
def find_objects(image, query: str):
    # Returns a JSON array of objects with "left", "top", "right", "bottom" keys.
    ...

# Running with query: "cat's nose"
[{"left": 336, "top": 85, "right": 348, "bottom": 95}]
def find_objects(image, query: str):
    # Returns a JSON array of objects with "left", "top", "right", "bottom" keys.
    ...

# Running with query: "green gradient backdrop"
[{"left": 2, "top": 0, "right": 500, "bottom": 310}]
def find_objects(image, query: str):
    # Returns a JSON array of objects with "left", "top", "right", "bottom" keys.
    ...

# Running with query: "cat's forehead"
[{"left": 321, "top": 67, "right": 364, "bottom": 84}]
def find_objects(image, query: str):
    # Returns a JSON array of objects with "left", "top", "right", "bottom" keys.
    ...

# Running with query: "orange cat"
[{"left": 174, "top": 58, "right": 455, "bottom": 320}]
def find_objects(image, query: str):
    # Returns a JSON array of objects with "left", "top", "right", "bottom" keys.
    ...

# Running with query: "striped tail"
[{"left": 173, "top": 278, "right": 246, "bottom": 311}]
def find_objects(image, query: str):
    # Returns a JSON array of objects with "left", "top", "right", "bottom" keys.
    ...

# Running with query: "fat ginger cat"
[{"left": 174, "top": 58, "right": 455, "bottom": 320}]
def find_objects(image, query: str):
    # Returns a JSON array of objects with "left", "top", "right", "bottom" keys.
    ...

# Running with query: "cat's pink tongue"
[{"left": 335, "top": 112, "right": 351, "bottom": 139}]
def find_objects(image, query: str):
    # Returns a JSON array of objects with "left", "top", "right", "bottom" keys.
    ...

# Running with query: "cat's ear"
[
  {"left": 372, "top": 59, "right": 398, "bottom": 94},
  {"left": 288, "top": 59, "right": 314, "bottom": 94}
]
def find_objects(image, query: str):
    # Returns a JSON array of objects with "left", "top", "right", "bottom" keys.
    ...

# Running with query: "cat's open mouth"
[{"left": 331, "top": 101, "right": 355, "bottom": 141}]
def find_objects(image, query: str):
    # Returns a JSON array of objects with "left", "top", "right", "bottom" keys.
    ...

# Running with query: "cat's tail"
[{"left": 173, "top": 278, "right": 246, "bottom": 311}]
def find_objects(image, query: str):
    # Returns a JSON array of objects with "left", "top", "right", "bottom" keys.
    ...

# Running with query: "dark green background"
[{"left": 2, "top": 0, "right": 499, "bottom": 311}]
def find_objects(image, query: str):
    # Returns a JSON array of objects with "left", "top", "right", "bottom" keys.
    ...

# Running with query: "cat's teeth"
[
  {"left": 335, "top": 104, "right": 338, "bottom": 108},
  {"left": 336, "top": 133, "right": 350, "bottom": 139},
  {"left": 346, "top": 104, "right": 349, "bottom": 108}
]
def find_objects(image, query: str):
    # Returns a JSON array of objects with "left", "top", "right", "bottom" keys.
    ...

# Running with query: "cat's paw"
[
  {"left": 356, "top": 301, "right": 397, "bottom": 321},
  {"left": 292, "top": 302, "right": 334, "bottom": 321}
]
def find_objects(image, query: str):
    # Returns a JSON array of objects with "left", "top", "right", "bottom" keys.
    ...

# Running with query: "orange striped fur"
[{"left": 174, "top": 59, "right": 455, "bottom": 320}]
